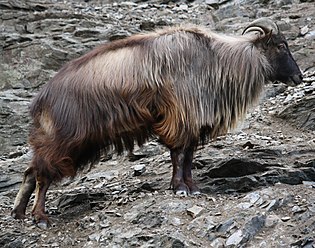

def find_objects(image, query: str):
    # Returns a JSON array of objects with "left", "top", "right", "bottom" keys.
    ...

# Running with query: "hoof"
[
  {"left": 11, "top": 210, "right": 26, "bottom": 220},
  {"left": 175, "top": 189, "right": 188, "bottom": 197},
  {"left": 189, "top": 185, "right": 201, "bottom": 196},
  {"left": 33, "top": 213, "right": 50, "bottom": 229},
  {"left": 173, "top": 182, "right": 189, "bottom": 197},
  {"left": 191, "top": 190, "right": 201, "bottom": 196},
  {"left": 173, "top": 183, "right": 201, "bottom": 196}
]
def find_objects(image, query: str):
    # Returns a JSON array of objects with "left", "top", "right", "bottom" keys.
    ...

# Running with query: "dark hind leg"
[
  {"left": 182, "top": 146, "right": 200, "bottom": 195},
  {"left": 170, "top": 145, "right": 200, "bottom": 196},
  {"left": 11, "top": 166, "right": 36, "bottom": 219},
  {"left": 31, "top": 155, "right": 76, "bottom": 228},
  {"left": 31, "top": 171, "right": 52, "bottom": 228},
  {"left": 28, "top": 155, "right": 56, "bottom": 228},
  {"left": 11, "top": 156, "right": 53, "bottom": 228},
  {"left": 170, "top": 147, "right": 187, "bottom": 194}
]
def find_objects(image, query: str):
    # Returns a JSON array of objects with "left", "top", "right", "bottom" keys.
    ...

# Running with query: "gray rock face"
[
  {"left": 279, "top": 95, "right": 315, "bottom": 131},
  {"left": 0, "top": 0, "right": 314, "bottom": 247}
]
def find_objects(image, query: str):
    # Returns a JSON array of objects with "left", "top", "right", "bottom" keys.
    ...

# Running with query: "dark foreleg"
[
  {"left": 11, "top": 167, "right": 36, "bottom": 219},
  {"left": 170, "top": 145, "right": 200, "bottom": 196},
  {"left": 170, "top": 147, "right": 187, "bottom": 195},
  {"left": 182, "top": 146, "right": 200, "bottom": 195}
]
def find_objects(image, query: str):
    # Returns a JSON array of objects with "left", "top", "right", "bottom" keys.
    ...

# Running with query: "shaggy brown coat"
[{"left": 31, "top": 26, "right": 270, "bottom": 180}]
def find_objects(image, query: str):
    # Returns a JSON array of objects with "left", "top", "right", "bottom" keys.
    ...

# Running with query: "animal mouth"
[{"left": 289, "top": 74, "right": 303, "bottom": 86}]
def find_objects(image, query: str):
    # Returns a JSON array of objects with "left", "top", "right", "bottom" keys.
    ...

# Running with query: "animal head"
[{"left": 242, "top": 18, "right": 303, "bottom": 85}]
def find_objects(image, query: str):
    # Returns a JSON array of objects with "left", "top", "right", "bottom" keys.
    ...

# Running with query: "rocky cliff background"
[{"left": 0, "top": 0, "right": 314, "bottom": 247}]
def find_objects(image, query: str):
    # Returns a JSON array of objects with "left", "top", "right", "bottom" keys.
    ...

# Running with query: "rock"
[
  {"left": 139, "top": 21, "right": 157, "bottom": 31},
  {"left": 172, "top": 239, "right": 185, "bottom": 248},
  {"left": 210, "top": 238, "right": 225, "bottom": 248},
  {"left": 85, "top": 170, "right": 119, "bottom": 182},
  {"left": 300, "top": 25, "right": 309, "bottom": 36},
  {"left": 134, "top": 164, "right": 146, "bottom": 176},
  {"left": 205, "top": 0, "right": 220, "bottom": 6},
  {"left": 187, "top": 205, "right": 204, "bottom": 218},
  {"left": 281, "top": 216, "right": 291, "bottom": 222},
  {"left": 131, "top": 211, "right": 164, "bottom": 228},
  {"left": 204, "top": 158, "right": 268, "bottom": 178},
  {"left": 265, "top": 214, "right": 280, "bottom": 227},
  {"left": 243, "top": 215, "right": 266, "bottom": 238},
  {"left": 284, "top": 94, "right": 294, "bottom": 103},
  {"left": 175, "top": 4, "right": 188, "bottom": 11},
  {"left": 265, "top": 199, "right": 281, "bottom": 211},
  {"left": 0, "top": 232, "right": 24, "bottom": 248},
  {"left": 237, "top": 202, "right": 253, "bottom": 209},
  {"left": 278, "top": 96, "right": 315, "bottom": 131},
  {"left": 244, "top": 192, "right": 261, "bottom": 204},
  {"left": 117, "top": 227, "right": 142, "bottom": 239},
  {"left": 302, "top": 181, "right": 315, "bottom": 187},
  {"left": 226, "top": 215, "right": 266, "bottom": 246},
  {"left": 263, "top": 83, "right": 287, "bottom": 99},
  {"left": 57, "top": 193, "right": 90, "bottom": 210},
  {"left": 305, "top": 29, "right": 315, "bottom": 40},
  {"left": 170, "top": 217, "right": 182, "bottom": 226},
  {"left": 292, "top": 205, "right": 304, "bottom": 213},
  {"left": 216, "top": 218, "right": 235, "bottom": 234},
  {"left": 226, "top": 229, "right": 244, "bottom": 246},
  {"left": 0, "top": 174, "right": 22, "bottom": 193}
]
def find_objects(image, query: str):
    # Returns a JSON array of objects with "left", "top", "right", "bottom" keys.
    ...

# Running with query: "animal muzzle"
[{"left": 289, "top": 73, "right": 303, "bottom": 86}]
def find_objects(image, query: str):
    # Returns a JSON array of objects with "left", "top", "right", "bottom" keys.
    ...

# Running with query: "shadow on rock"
[{"left": 200, "top": 158, "right": 315, "bottom": 194}]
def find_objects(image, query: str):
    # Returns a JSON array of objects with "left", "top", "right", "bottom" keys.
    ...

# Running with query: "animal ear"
[
  {"left": 254, "top": 30, "right": 273, "bottom": 49},
  {"left": 262, "top": 30, "right": 273, "bottom": 45}
]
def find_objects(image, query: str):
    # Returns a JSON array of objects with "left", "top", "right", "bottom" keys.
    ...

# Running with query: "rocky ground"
[{"left": 0, "top": 0, "right": 315, "bottom": 247}]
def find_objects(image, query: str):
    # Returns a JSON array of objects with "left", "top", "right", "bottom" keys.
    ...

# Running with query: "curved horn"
[{"left": 242, "top": 18, "right": 279, "bottom": 36}]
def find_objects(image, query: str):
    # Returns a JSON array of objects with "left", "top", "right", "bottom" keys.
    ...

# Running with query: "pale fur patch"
[{"left": 39, "top": 111, "right": 54, "bottom": 136}]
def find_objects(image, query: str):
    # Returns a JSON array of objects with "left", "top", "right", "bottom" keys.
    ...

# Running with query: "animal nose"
[
  {"left": 298, "top": 73, "right": 303, "bottom": 81},
  {"left": 291, "top": 73, "right": 303, "bottom": 85}
]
